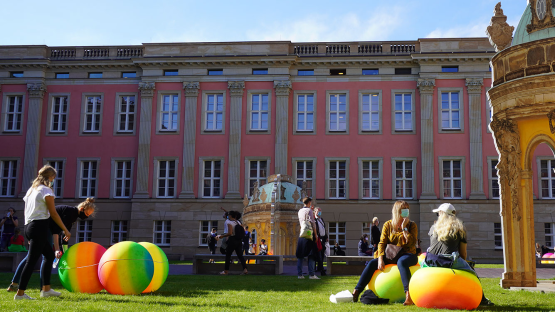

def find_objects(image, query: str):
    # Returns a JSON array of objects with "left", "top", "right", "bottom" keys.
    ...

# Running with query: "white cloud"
[{"left": 425, "top": 22, "right": 490, "bottom": 38}]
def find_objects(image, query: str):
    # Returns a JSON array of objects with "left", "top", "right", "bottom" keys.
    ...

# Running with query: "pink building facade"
[{"left": 0, "top": 39, "right": 553, "bottom": 261}]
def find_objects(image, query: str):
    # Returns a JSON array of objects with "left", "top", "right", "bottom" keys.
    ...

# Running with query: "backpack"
[{"left": 234, "top": 222, "right": 245, "bottom": 240}]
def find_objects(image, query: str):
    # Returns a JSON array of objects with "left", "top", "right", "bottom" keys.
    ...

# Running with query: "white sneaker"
[
  {"left": 298, "top": 275, "right": 305, "bottom": 279},
  {"left": 40, "top": 289, "right": 61, "bottom": 297},
  {"left": 309, "top": 275, "right": 320, "bottom": 280},
  {"left": 14, "top": 293, "right": 35, "bottom": 300}
]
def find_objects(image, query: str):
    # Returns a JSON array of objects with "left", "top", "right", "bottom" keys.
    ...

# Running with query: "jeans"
[
  {"left": 355, "top": 253, "right": 418, "bottom": 292},
  {"left": 12, "top": 231, "right": 53, "bottom": 286},
  {"left": 18, "top": 220, "right": 54, "bottom": 291},
  {"left": 297, "top": 255, "right": 316, "bottom": 276},
  {"left": 224, "top": 238, "right": 247, "bottom": 271}
]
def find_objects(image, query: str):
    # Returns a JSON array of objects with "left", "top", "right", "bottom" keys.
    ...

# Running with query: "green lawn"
[
  {"left": 475, "top": 264, "right": 504, "bottom": 269},
  {"left": 0, "top": 273, "right": 553, "bottom": 311}
]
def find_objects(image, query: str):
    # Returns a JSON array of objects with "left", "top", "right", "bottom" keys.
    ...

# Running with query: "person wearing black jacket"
[{"left": 371, "top": 217, "right": 381, "bottom": 252}]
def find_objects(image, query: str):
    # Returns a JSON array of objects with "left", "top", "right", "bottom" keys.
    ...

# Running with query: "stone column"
[
  {"left": 467, "top": 78, "right": 486, "bottom": 199},
  {"left": 19, "top": 82, "right": 46, "bottom": 196},
  {"left": 134, "top": 82, "right": 155, "bottom": 198},
  {"left": 225, "top": 81, "right": 245, "bottom": 199},
  {"left": 417, "top": 78, "right": 436, "bottom": 199},
  {"left": 274, "top": 80, "right": 291, "bottom": 175},
  {"left": 179, "top": 82, "right": 200, "bottom": 198}
]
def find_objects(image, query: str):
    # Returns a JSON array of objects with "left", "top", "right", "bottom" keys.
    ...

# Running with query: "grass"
[
  {"left": 475, "top": 264, "right": 504, "bottom": 269},
  {"left": 0, "top": 273, "right": 554, "bottom": 311}
]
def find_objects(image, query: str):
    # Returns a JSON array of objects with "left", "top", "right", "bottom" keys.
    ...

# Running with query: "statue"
[{"left": 486, "top": 2, "right": 515, "bottom": 52}]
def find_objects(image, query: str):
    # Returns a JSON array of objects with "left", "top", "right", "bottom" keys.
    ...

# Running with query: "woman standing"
[
  {"left": 15, "top": 165, "right": 71, "bottom": 300},
  {"left": 216, "top": 211, "right": 248, "bottom": 275},
  {"left": 314, "top": 207, "right": 327, "bottom": 275},
  {"left": 296, "top": 197, "right": 319, "bottom": 280},
  {"left": 352, "top": 200, "right": 418, "bottom": 305}
]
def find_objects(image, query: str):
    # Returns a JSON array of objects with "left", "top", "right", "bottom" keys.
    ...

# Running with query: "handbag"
[
  {"left": 384, "top": 244, "right": 404, "bottom": 264},
  {"left": 299, "top": 209, "right": 313, "bottom": 240},
  {"left": 219, "top": 237, "right": 228, "bottom": 254},
  {"left": 316, "top": 237, "right": 323, "bottom": 252},
  {"left": 324, "top": 242, "right": 331, "bottom": 257}
]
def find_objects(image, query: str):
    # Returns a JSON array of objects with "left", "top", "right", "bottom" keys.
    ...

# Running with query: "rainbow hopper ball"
[
  {"left": 58, "top": 242, "right": 106, "bottom": 294},
  {"left": 139, "top": 242, "right": 169, "bottom": 293},
  {"left": 367, "top": 264, "right": 421, "bottom": 303}
]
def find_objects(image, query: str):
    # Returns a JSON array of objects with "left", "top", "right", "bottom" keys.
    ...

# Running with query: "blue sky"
[{"left": 1, "top": 0, "right": 528, "bottom": 46}]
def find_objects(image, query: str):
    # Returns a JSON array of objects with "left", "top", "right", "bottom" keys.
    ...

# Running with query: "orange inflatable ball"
[
  {"left": 367, "top": 264, "right": 420, "bottom": 303},
  {"left": 409, "top": 267, "right": 482, "bottom": 310}
]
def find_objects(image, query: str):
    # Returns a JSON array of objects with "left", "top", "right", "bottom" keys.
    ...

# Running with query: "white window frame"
[
  {"left": 201, "top": 91, "right": 226, "bottom": 134},
  {"left": 362, "top": 222, "right": 372, "bottom": 236},
  {"left": 245, "top": 157, "right": 270, "bottom": 197},
  {"left": 487, "top": 156, "right": 500, "bottom": 199},
  {"left": 439, "top": 157, "right": 465, "bottom": 199},
  {"left": 199, "top": 220, "right": 219, "bottom": 246},
  {"left": 110, "top": 158, "right": 134, "bottom": 199},
  {"left": 494, "top": 222, "right": 503, "bottom": 250},
  {"left": 45, "top": 158, "right": 65, "bottom": 198},
  {"left": 50, "top": 95, "right": 69, "bottom": 133},
  {"left": 154, "top": 158, "right": 178, "bottom": 198},
  {"left": 153, "top": 220, "right": 171, "bottom": 247},
  {"left": 247, "top": 90, "right": 271, "bottom": 133},
  {"left": 325, "top": 158, "right": 349, "bottom": 200},
  {"left": 156, "top": 92, "right": 181, "bottom": 134},
  {"left": 0, "top": 159, "right": 19, "bottom": 197},
  {"left": 76, "top": 220, "right": 93, "bottom": 243},
  {"left": 292, "top": 158, "right": 317, "bottom": 198},
  {"left": 200, "top": 159, "right": 223, "bottom": 198},
  {"left": 391, "top": 90, "right": 416, "bottom": 134},
  {"left": 82, "top": 94, "right": 103, "bottom": 134},
  {"left": 2, "top": 94, "right": 24, "bottom": 134},
  {"left": 326, "top": 91, "right": 349, "bottom": 134},
  {"left": 76, "top": 159, "right": 99, "bottom": 198},
  {"left": 111, "top": 220, "right": 128, "bottom": 245},
  {"left": 545, "top": 223, "right": 555, "bottom": 248},
  {"left": 538, "top": 157, "right": 555, "bottom": 199},
  {"left": 358, "top": 157, "right": 382, "bottom": 200},
  {"left": 206, "top": 93, "right": 224, "bottom": 131},
  {"left": 391, "top": 158, "right": 417, "bottom": 200},
  {"left": 328, "top": 222, "right": 346, "bottom": 248},
  {"left": 359, "top": 90, "right": 382, "bottom": 134},
  {"left": 115, "top": 93, "right": 137, "bottom": 135},
  {"left": 295, "top": 93, "right": 315, "bottom": 132},
  {"left": 438, "top": 88, "right": 464, "bottom": 133}
]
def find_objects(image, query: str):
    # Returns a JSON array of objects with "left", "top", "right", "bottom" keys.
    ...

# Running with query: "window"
[
  {"left": 494, "top": 223, "right": 502, "bottom": 249},
  {"left": 84, "top": 96, "right": 102, "bottom": 133},
  {"left": 208, "top": 69, "right": 223, "bottom": 75},
  {"left": 328, "top": 93, "right": 347, "bottom": 132},
  {"left": 394, "top": 160, "right": 414, "bottom": 199},
  {"left": 111, "top": 221, "right": 128, "bottom": 244},
  {"left": 202, "top": 160, "right": 221, "bottom": 198},
  {"left": 248, "top": 160, "right": 267, "bottom": 196},
  {"left": 160, "top": 94, "right": 179, "bottom": 131},
  {"left": 121, "top": 72, "right": 136, "bottom": 78},
  {"left": 250, "top": 93, "right": 269, "bottom": 131},
  {"left": 361, "top": 160, "right": 380, "bottom": 199},
  {"left": 50, "top": 96, "right": 68, "bottom": 133},
  {"left": 10, "top": 72, "right": 23, "bottom": 78},
  {"left": 76, "top": 220, "right": 93, "bottom": 242},
  {"left": 295, "top": 160, "right": 314, "bottom": 197},
  {"left": 330, "top": 69, "right": 346, "bottom": 75},
  {"left": 328, "top": 160, "right": 347, "bottom": 199},
  {"left": 393, "top": 93, "right": 413, "bottom": 132},
  {"left": 88, "top": 72, "right": 103, "bottom": 78},
  {"left": 47, "top": 160, "right": 64, "bottom": 198},
  {"left": 489, "top": 158, "right": 499, "bottom": 199},
  {"left": 252, "top": 69, "right": 268, "bottom": 75},
  {"left": 395, "top": 68, "right": 412, "bottom": 75},
  {"left": 205, "top": 94, "right": 223, "bottom": 131},
  {"left": 0, "top": 160, "right": 17, "bottom": 197},
  {"left": 199, "top": 221, "right": 219, "bottom": 246},
  {"left": 4, "top": 95, "right": 23, "bottom": 132},
  {"left": 157, "top": 160, "right": 176, "bottom": 198},
  {"left": 441, "top": 92, "right": 460, "bottom": 130},
  {"left": 117, "top": 95, "right": 135, "bottom": 133},
  {"left": 298, "top": 69, "right": 314, "bottom": 76},
  {"left": 154, "top": 220, "right": 171, "bottom": 246},
  {"left": 296, "top": 94, "right": 314, "bottom": 132},
  {"left": 361, "top": 93, "right": 380, "bottom": 132},
  {"left": 362, "top": 222, "right": 371, "bottom": 236},
  {"left": 540, "top": 159, "right": 555, "bottom": 198},
  {"left": 328, "top": 222, "right": 346, "bottom": 247},
  {"left": 442, "top": 160, "right": 463, "bottom": 199},
  {"left": 79, "top": 160, "right": 98, "bottom": 198},
  {"left": 362, "top": 69, "right": 379, "bottom": 75},
  {"left": 164, "top": 70, "right": 178, "bottom": 76},
  {"left": 545, "top": 223, "right": 555, "bottom": 248},
  {"left": 113, "top": 160, "right": 132, "bottom": 198},
  {"left": 442, "top": 66, "right": 459, "bottom": 73},
  {"left": 55, "top": 73, "right": 69, "bottom": 79}
]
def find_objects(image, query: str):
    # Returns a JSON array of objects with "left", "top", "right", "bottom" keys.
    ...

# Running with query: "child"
[
  {"left": 7, "top": 228, "right": 26, "bottom": 252},
  {"left": 259, "top": 239, "right": 268, "bottom": 255}
]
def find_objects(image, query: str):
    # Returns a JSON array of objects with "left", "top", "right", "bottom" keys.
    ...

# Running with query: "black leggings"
[
  {"left": 224, "top": 238, "right": 247, "bottom": 271},
  {"left": 18, "top": 219, "right": 54, "bottom": 291}
]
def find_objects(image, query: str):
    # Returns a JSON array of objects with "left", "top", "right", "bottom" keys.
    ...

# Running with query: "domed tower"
[
  {"left": 487, "top": 1, "right": 555, "bottom": 288},
  {"left": 241, "top": 174, "right": 305, "bottom": 256}
]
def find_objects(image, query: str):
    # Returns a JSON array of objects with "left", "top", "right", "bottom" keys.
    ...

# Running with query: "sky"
[{"left": 0, "top": 0, "right": 529, "bottom": 46}]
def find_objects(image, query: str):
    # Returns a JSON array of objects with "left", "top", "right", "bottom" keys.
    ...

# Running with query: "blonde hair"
[
  {"left": 78, "top": 197, "right": 97, "bottom": 217},
  {"left": 32, "top": 165, "right": 57, "bottom": 189},
  {"left": 391, "top": 200, "right": 409, "bottom": 234},
  {"left": 372, "top": 217, "right": 378, "bottom": 223},
  {"left": 433, "top": 211, "right": 466, "bottom": 242}
]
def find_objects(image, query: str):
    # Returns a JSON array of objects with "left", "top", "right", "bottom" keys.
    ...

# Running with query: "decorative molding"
[
  {"left": 486, "top": 2, "right": 515, "bottom": 52},
  {"left": 252, "top": 181, "right": 260, "bottom": 202},
  {"left": 417, "top": 78, "right": 435, "bottom": 94},
  {"left": 260, "top": 188, "right": 268, "bottom": 202},
  {"left": 138, "top": 82, "right": 155, "bottom": 97},
  {"left": 183, "top": 82, "right": 200, "bottom": 97},
  {"left": 27, "top": 82, "right": 46, "bottom": 98},
  {"left": 548, "top": 109, "right": 555, "bottom": 134},
  {"left": 228, "top": 81, "right": 245, "bottom": 96},
  {"left": 466, "top": 78, "right": 483, "bottom": 94},
  {"left": 292, "top": 188, "right": 300, "bottom": 203},
  {"left": 527, "top": 0, "right": 555, "bottom": 34},
  {"left": 243, "top": 196, "right": 250, "bottom": 208},
  {"left": 273, "top": 80, "right": 292, "bottom": 96}
]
